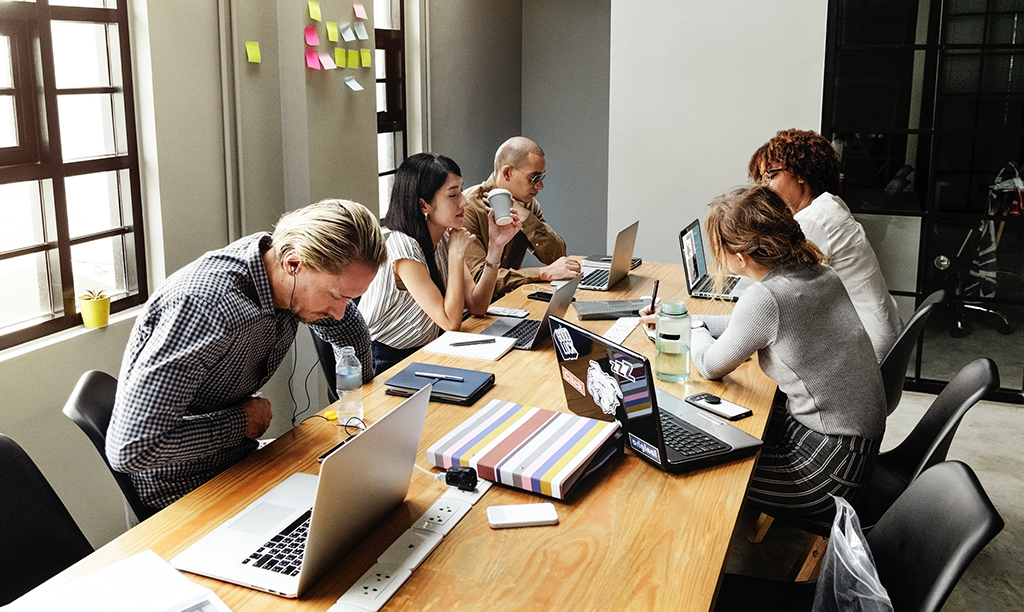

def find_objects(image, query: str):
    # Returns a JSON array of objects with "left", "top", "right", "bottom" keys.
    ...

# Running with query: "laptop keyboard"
[
  {"left": 660, "top": 415, "right": 730, "bottom": 457},
  {"left": 502, "top": 318, "right": 541, "bottom": 348},
  {"left": 697, "top": 275, "right": 740, "bottom": 296},
  {"left": 241, "top": 509, "right": 311, "bottom": 576},
  {"left": 580, "top": 268, "right": 610, "bottom": 289}
]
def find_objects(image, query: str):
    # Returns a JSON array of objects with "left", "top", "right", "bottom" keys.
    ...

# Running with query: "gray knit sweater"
[{"left": 691, "top": 263, "right": 886, "bottom": 441}]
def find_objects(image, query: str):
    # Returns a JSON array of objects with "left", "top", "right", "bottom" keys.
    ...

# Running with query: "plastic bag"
[{"left": 812, "top": 497, "right": 893, "bottom": 612}]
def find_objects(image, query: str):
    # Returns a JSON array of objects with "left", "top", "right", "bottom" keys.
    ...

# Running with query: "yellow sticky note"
[
  {"left": 308, "top": 0, "right": 321, "bottom": 21},
  {"left": 360, "top": 48, "right": 372, "bottom": 68},
  {"left": 326, "top": 21, "right": 339, "bottom": 42},
  {"left": 348, "top": 49, "right": 359, "bottom": 69},
  {"left": 335, "top": 47, "right": 346, "bottom": 68},
  {"left": 245, "top": 41, "right": 261, "bottom": 63}
]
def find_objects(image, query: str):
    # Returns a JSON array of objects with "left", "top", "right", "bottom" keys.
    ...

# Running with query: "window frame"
[
  {"left": 0, "top": 1, "right": 147, "bottom": 351},
  {"left": 0, "top": 16, "right": 40, "bottom": 166},
  {"left": 375, "top": 0, "right": 407, "bottom": 218}
]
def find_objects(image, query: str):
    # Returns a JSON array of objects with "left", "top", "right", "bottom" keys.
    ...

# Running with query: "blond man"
[{"left": 108, "top": 200, "right": 386, "bottom": 510}]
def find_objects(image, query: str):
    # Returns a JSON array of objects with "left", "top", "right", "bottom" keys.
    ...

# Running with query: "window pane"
[
  {"left": 374, "top": 0, "right": 399, "bottom": 29},
  {"left": 0, "top": 95, "right": 16, "bottom": 147},
  {"left": 0, "top": 253, "right": 50, "bottom": 331},
  {"left": 58, "top": 93, "right": 116, "bottom": 160},
  {"left": 377, "top": 131, "right": 394, "bottom": 172},
  {"left": 52, "top": 21, "right": 115, "bottom": 89},
  {"left": 66, "top": 171, "right": 122, "bottom": 238},
  {"left": 378, "top": 173, "right": 394, "bottom": 218},
  {"left": 376, "top": 83, "right": 387, "bottom": 113},
  {"left": 375, "top": 49, "right": 386, "bottom": 79},
  {"left": 1, "top": 35, "right": 12, "bottom": 88},
  {"left": 0, "top": 181, "right": 44, "bottom": 251},
  {"left": 853, "top": 214, "right": 920, "bottom": 293},
  {"left": 51, "top": 0, "right": 116, "bottom": 7},
  {"left": 72, "top": 235, "right": 125, "bottom": 299}
]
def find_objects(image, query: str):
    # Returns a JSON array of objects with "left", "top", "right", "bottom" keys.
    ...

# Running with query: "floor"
[{"left": 722, "top": 390, "right": 1024, "bottom": 611}]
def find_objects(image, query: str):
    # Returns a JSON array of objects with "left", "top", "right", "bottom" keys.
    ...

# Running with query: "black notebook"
[{"left": 385, "top": 362, "right": 495, "bottom": 405}]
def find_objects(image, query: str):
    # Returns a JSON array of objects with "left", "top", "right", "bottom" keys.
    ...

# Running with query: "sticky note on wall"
[
  {"left": 353, "top": 2, "right": 367, "bottom": 20},
  {"left": 335, "top": 47, "right": 347, "bottom": 68},
  {"left": 347, "top": 49, "right": 359, "bottom": 69},
  {"left": 354, "top": 21, "right": 368, "bottom": 40},
  {"left": 340, "top": 22, "right": 356, "bottom": 42},
  {"left": 245, "top": 41, "right": 261, "bottom": 63},
  {"left": 305, "top": 48, "right": 320, "bottom": 69},
  {"left": 304, "top": 25, "right": 319, "bottom": 46},
  {"left": 360, "top": 48, "right": 372, "bottom": 68},
  {"left": 327, "top": 21, "right": 339, "bottom": 42},
  {"left": 318, "top": 51, "right": 337, "bottom": 69},
  {"left": 345, "top": 76, "right": 364, "bottom": 91},
  {"left": 308, "top": 0, "right": 321, "bottom": 21}
]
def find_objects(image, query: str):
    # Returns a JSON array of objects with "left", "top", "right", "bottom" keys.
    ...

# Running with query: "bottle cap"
[
  {"left": 339, "top": 345, "right": 355, "bottom": 356},
  {"left": 660, "top": 300, "right": 688, "bottom": 315}
]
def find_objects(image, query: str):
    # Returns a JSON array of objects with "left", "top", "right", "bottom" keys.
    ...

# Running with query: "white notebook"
[{"left": 424, "top": 331, "right": 516, "bottom": 361}]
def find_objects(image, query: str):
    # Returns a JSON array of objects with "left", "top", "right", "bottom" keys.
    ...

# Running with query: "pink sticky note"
[
  {"left": 305, "top": 48, "right": 320, "bottom": 69},
  {"left": 304, "top": 25, "right": 319, "bottom": 46},
  {"left": 318, "top": 51, "right": 337, "bottom": 70},
  {"left": 353, "top": 2, "right": 367, "bottom": 20}
]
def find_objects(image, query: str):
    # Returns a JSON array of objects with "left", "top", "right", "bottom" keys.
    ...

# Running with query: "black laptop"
[{"left": 548, "top": 315, "right": 762, "bottom": 473}]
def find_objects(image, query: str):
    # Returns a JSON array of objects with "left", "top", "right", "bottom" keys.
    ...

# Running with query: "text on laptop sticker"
[
  {"left": 553, "top": 327, "right": 579, "bottom": 360},
  {"left": 561, "top": 366, "right": 586, "bottom": 397},
  {"left": 629, "top": 433, "right": 660, "bottom": 464}
]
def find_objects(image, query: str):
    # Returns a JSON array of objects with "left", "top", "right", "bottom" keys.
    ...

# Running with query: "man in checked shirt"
[{"left": 107, "top": 199, "right": 387, "bottom": 515}]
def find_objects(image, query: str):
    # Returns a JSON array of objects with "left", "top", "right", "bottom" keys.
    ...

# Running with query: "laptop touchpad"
[{"left": 229, "top": 502, "right": 295, "bottom": 535}]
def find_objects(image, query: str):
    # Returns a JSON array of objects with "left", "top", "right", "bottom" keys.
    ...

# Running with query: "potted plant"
[{"left": 79, "top": 289, "right": 111, "bottom": 328}]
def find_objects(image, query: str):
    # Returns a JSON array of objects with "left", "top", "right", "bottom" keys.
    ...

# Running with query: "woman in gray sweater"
[{"left": 690, "top": 185, "right": 886, "bottom": 525}]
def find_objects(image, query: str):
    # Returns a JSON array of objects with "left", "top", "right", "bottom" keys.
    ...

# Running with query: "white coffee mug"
[{"left": 487, "top": 189, "right": 514, "bottom": 226}]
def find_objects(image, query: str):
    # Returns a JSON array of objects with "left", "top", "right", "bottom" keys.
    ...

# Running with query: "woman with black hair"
[{"left": 358, "top": 153, "right": 522, "bottom": 374}]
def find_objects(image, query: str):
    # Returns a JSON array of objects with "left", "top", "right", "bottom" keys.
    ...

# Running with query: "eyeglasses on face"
[
  {"left": 517, "top": 168, "right": 546, "bottom": 184},
  {"left": 761, "top": 168, "right": 787, "bottom": 183}
]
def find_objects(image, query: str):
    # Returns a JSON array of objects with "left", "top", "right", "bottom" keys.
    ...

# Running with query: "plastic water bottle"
[
  {"left": 655, "top": 300, "right": 691, "bottom": 382},
  {"left": 335, "top": 346, "right": 363, "bottom": 424}
]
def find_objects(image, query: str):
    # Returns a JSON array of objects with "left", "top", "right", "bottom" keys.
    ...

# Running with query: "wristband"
[{"left": 484, "top": 259, "right": 500, "bottom": 270}]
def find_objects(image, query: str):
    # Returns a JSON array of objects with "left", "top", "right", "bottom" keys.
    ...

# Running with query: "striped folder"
[{"left": 427, "top": 399, "right": 620, "bottom": 499}]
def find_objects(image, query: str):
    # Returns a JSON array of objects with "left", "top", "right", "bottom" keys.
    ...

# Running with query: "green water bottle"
[{"left": 655, "top": 300, "right": 691, "bottom": 382}]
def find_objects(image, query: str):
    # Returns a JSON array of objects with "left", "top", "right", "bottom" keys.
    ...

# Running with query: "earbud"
[{"left": 289, "top": 263, "right": 299, "bottom": 276}]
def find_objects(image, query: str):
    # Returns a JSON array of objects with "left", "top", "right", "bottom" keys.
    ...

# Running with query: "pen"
[
  {"left": 414, "top": 372, "right": 465, "bottom": 382},
  {"left": 649, "top": 280, "right": 659, "bottom": 314},
  {"left": 450, "top": 338, "right": 496, "bottom": 347}
]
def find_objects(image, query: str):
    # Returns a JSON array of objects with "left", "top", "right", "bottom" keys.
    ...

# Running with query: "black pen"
[
  {"left": 450, "top": 338, "right": 496, "bottom": 347},
  {"left": 415, "top": 371, "right": 465, "bottom": 382},
  {"left": 649, "top": 280, "right": 659, "bottom": 314}
]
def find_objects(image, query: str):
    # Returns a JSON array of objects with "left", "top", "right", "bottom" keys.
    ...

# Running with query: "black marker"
[{"left": 450, "top": 338, "right": 496, "bottom": 347}]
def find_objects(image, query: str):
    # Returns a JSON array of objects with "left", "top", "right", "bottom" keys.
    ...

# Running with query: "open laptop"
[
  {"left": 170, "top": 386, "right": 431, "bottom": 598},
  {"left": 579, "top": 221, "right": 640, "bottom": 291},
  {"left": 548, "top": 316, "right": 761, "bottom": 473},
  {"left": 679, "top": 219, "right": 752, "bottom": 301},
  {"left": 480, "top": 274, "right": 580, "bottom": 349}
]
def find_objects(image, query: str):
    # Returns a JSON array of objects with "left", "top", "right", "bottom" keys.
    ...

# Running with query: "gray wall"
[
  {"left": 522, "top": 0, "right": 610, "bottom": 260},
  {"left": 0, "top": 0, "right": 379, "bottom": 548},
  {"left": 425, "top": 0, "right": 522, "bottom": 186}
]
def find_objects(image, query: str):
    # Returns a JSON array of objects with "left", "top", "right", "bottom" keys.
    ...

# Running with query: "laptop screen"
[
  {"left": 680, "top": 221, "right": 708, "bottom": 292},
  {"left": 550, "top": 316, "right": 657, "bottom": 433}
]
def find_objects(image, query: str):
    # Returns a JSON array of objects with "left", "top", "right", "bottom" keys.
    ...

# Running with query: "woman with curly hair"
[
  {"left": 751, "top": 128, "right": 901, "bottom": 362},
  {"left": 690, "top": 185, "right": 886, "bottom": 524}
]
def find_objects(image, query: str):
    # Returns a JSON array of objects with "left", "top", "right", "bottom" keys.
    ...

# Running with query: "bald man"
[{"left": 462, "top": 137, "right": 579, "bottom": 296}]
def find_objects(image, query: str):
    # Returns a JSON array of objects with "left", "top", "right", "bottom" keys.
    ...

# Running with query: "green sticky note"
[
  {"left": 326, "top": 21, "right": 339, "bottom": 42},
  {"left": 348, "top": 49, "right": 359, "bottom": 69},
  {"left": 245, "top": 41, "right": 261, "bottom": 64},
  {"left": 335, "top": 47, "right": 346, "bottom": 68},
  {"left": 360, "top": 48, "right": 372, "bottom": 68},
  {"left": 308, "top": 0, "right": 321, "bottom": 21}
]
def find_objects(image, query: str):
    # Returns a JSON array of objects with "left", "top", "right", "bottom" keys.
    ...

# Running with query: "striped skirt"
[{"left": 747, "top": 405, "right": 879, "bottom": 527}]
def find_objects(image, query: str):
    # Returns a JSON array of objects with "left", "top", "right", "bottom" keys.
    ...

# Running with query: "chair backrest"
[
  {"left": 884, "top": 358, "right": 998, "bottom": 485},
  {"left": 0, "top": 434, "right": 93, "bottom": 605},
  {"left": 62, "top": 370, "right": 155, "bottom": 522},
  {"left": 880, "top": 289, "right": 948, "bottom": 415},
  {"left": 311, "top": 329, "right": 339, "bottom": 404},
  {"left": 868, "top": 461, "right": 1003, "bottom": 612}
]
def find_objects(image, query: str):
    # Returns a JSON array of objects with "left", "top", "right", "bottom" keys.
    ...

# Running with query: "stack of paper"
[{"left": 424, "top": 331, "right": 516, "bottom": 361}]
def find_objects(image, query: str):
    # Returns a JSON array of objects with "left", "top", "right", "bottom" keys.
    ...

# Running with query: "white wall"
[
  {"left": 607, "top": 0, "right": 828, "bottom": 264},
  {"left": 522, "top": 0, "right": 610, "bottom": 260}
]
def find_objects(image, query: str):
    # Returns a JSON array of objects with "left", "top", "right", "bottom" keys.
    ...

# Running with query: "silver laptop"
[
  {"left": 579, "top": 221, "right": 639, "bottom": 291},
  {"left": 171, "top": 386, "right": 431, "bottom": 598},
  {"left": 480, "top": 275, "right": 581, "bottom": 349},
  {"left": 548, "top": 316, "right": 761, "bottom": 473},
  {"left": 680, "top": 220, "right": 752, "bottom": 301}
]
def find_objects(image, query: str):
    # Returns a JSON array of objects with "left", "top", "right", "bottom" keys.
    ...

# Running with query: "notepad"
[{"left": 424, "top": 331, "right": 516, "bottom": 361}]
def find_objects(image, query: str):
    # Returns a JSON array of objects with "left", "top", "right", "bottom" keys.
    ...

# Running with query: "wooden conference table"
[{"left": 33, "top": 261, "right": 777, "bottom": 611}]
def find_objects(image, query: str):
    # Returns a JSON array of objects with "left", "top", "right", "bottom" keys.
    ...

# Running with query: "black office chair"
[
  {"left": 62, "top": 370, "right": 157, "bottom": 524},
  {"left": 879, "top": 288, "right": 948, "bottom": 415},
  {"left": 935, "top": 226, "right": 1014, "bottom": 338},
  {"left": 716, "top": 460, "right": 1004, "bottom": 612},
  {"left": 857, "top": 357, "right": 999, "bottom": 529},
  {"left": 0, "top": 434, "right": 94, "bottom": 605}
]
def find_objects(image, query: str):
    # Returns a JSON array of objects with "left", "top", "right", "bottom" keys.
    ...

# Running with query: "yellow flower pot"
[{"left": 79, "top": 295, "right": 111, "bottom": 328}]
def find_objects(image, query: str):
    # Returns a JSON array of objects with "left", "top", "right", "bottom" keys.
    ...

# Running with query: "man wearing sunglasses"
[{"left": 463, "top": 136, "right": 579, "bottom": 296}]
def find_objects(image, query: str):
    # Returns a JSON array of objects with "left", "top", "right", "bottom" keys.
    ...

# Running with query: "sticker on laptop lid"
[
  {"left": 553, "top": 326, "right": 579, "bottom": 360},
  {"left": 587, "top": 360, "right": 622, "bottom": 416},
  {"left": 561, "top": 365, "right": 586, "bottom": 397},
  {"left": 629, "top": 433, "right": 660, "bottom": 464},
  {"left": 609, "top": 357, "right": 637, "bottom": 382}
]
